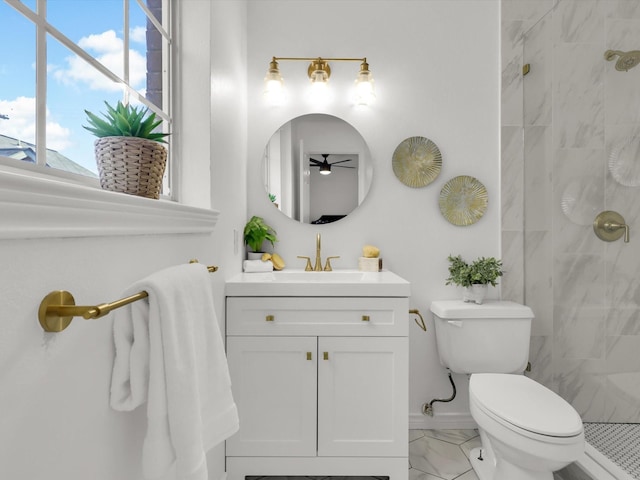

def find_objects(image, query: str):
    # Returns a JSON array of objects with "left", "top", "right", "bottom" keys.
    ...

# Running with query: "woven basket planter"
[{"left": 94, "top": 136, "right": 167, "bottom": 199}]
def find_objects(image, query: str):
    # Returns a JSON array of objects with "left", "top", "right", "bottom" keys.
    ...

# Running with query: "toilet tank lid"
[
  {"left": 470, "top": 374, "right": 583, "bottom": 437},
  {"left": 430, "top": 300, "right": 534, "bottom": 319}
]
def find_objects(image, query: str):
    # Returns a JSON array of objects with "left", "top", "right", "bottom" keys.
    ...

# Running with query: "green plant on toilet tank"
[
  {"left": 243, "top": 216, "right": 278, "bottom": 253},
  {"left": 445, "top": 255, "right": 503, "bottom": 287},
  {"left": 445, "top": 255, "right": 503, "bottom": 304}
]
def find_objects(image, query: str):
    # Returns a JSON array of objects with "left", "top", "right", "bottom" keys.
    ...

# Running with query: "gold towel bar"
[{"left": 38, "top": 262, "right": 218, "bottom": 333}]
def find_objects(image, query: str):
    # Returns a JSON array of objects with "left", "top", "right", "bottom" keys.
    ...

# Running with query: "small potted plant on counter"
[
  {"left": 445, "top": 254, "right": 503, "bottom": 304},
  {"left": 243, "top": 215, "right": 278, "bottom": 259},
  {"left": 83, "top": 100, "right": 170, "bottom": 199}
]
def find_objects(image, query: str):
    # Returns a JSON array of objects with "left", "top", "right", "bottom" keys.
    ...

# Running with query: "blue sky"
[{"left": 0, "top": 0, "right": 149, "bottom": 174}]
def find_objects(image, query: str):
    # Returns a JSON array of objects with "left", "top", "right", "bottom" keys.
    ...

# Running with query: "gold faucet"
[
  {"left": 314, "top": 233, "right": 323, "bottom": 271},
  {"left": 298, "top": 234, "right": 339, "bottom": 271}
]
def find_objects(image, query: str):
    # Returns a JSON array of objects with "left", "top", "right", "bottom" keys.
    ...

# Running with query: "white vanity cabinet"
[{"left": 224, "top": 271, "right": 410, "bottom": 480}]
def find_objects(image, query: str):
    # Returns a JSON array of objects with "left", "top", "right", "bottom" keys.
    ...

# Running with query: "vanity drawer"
[{"left": 226, "top": 296, "right": 408, "bottom": 336}]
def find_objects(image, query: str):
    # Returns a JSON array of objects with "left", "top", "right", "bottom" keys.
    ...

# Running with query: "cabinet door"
[
  {"left": 317, "top": 336, "right": 408, "bottom": 457},
  {"left": 226, "top": 336, "right": 317, "bottom": 456}
]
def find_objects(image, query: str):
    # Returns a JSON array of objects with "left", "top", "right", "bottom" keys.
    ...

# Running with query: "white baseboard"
[{"left": 409, "top": 412, "right": 477, "bottom": 430}]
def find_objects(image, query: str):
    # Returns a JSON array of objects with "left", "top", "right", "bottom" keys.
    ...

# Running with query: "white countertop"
[{"left": 225, "top": 269, "right": 411, "bottom": 297}]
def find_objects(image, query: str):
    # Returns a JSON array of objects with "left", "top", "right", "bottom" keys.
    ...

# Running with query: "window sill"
[{"left": 0, "top": 168, "right": 219, "bottom": 240}]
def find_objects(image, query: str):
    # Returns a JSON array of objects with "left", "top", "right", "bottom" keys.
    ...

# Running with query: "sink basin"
[{"left": 225, "top": 269, "right": 410, "bottom": 297}]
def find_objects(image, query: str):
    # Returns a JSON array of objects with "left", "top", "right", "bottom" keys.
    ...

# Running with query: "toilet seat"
[{"left": 470, "top": 374, "right": 583, "bottom": 440}]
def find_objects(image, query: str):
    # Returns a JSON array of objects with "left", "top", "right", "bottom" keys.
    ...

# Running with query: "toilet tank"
[{"left": 430, "top": 300, "right": 534, "bottom": 374}]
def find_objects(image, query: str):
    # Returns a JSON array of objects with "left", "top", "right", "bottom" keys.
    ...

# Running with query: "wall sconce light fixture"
[{"left": 263, "top": 56, "right": 375, "bottom": 106}]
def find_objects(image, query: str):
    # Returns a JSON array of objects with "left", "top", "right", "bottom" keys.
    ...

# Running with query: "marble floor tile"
[
  {"left": 459, "top": 436, "right": 482, "bottom": 459},
  {"left": 422, "top": 429, "right": 479, "bottom": 446},
  {"left": 409, "top": 432, "right": 473, "bottom": 480},
  {"left": 408, "top": 468, "right": 446, "bottom": 480},
  {"left": 409, "top": 429, "right": 578, "bottom": 480},
  {"left": 455, "top": 471, "right": 479, "bottom": 480}
]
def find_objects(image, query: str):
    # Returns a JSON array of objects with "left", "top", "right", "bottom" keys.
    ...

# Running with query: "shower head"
[{"left": 604, "top": 49, "right": 640, "bottom": 72}]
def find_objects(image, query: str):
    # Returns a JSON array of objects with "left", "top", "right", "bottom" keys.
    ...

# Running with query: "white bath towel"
[
  {"left": 110, "top": 263, "right": 239, "bottom": 480},
  {"left": 243, "top": 259, "right": 273, "bottom": 272}
]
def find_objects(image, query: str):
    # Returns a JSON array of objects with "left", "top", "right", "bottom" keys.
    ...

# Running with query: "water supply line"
[{"left": 423, "top": 371, "right": 457, "bottom": 416}]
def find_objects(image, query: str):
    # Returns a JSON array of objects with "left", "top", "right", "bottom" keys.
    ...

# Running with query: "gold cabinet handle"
[
  {"left": 362, "top": 315, "right": 370, "bottom": 322},
  {"left": 323, "top": 351, "right": 329, "bottom": 360},
  {"left": 266, "top": 314, "right": 274, "bottom": 322},
  {"left": 306, "top": 352, "right": 312, "bottom": 361}
]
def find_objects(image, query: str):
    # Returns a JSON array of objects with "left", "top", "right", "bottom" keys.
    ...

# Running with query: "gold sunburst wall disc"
[
  {"left": 392, "top": 136, "right": 442, "bottom": 187},
  {"left": 439, "top": 175, "right": 488, "bottom": 226}
]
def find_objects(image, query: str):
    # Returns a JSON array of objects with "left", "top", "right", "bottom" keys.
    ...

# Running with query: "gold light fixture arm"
[
  {"left": 38, "top": 262, "right": 218, "bottom": 332},
  {"left": 273, "top": 56, "right": 368, "bottom": 63},
  {"left": 264, "top": 56, "right": 374, "bottom": 105},
  {"left": 270, "top": 56, "right": 370, "bottom": 81}
]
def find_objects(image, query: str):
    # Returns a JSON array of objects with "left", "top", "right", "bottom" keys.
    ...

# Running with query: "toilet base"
[
  {"left": 469, "top": 447, "right": 494, "bottom": 480},
  {"left": 470, "top": 447, "right": 553, "bottom": 480}
]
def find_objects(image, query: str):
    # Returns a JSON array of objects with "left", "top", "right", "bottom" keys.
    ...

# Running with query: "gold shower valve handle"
[
  {"left": 593, "top": 211, "right": 630, "bottom": 243},
  {"left": 605, "top": 222, "right": 629, "bottom": 243}
]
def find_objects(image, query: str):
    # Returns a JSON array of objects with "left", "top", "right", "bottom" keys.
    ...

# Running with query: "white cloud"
[
  {"left": 131, "top": 26, "right": 146, "bottom": 44},
  {"left": 0, "top": 96, "right": 72, "bottom": 151},
  {"left": 79, "top": 30, "right": 122, "bottom": 54},
  {"left": 53, "top": 29, "right": 146, "bottom": 92}
]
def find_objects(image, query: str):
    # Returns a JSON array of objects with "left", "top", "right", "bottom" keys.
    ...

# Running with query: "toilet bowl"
[
  {"left": 430, "top": 301, "right": 585, "bottom": 480},
  {"left": 469, "top": 373, "right": 584, "bottom": 480}
]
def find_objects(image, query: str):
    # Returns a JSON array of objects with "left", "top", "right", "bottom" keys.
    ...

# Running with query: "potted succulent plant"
[
  {"left": 445, "top": 254, "right": 503, "bottom": 304},
  {"left": 83, "top": 100, "right": 170, "bottom": 199},
  {"left": 243, "top": 216, "right": 278, "bottom": 259}
]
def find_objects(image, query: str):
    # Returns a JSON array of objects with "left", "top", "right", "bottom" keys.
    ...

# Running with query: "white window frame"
[{"left": 0, "top": 0, "right": 218, "bottom": 238}]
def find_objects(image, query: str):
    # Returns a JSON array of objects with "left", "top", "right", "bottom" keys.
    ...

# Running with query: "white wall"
[
  {"left": 0, "top": 234, "right": 216, "bottom": 480},
  {"left": 0, "top": 4, "right": 500, "bottom": 480},
  {"left": 0, "top": 1, "right": 248, "bottom": 480},
  {"left": 245, "top": 0, "right": 500, "bottom": 428}
]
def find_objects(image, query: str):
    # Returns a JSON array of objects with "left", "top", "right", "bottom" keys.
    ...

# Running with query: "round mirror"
[{"left": 262, "top": 114, "right": 372, "bottom": 224}]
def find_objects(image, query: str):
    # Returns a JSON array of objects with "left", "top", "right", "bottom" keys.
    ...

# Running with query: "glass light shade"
[
  {"left": 310, "top": 69, "right": 329, "bottom": 84},
  {"left": 354, "top": 70, "right": 375, "bottom": 105},
  {"left": 308, "top": 71, "right": 331, "bottom": 104},
  {"left": 319, "top": 165, "right": 331, "bottom": 175},
  {"left": 263, "top": 69, "right": 285, "bottom": 105}
]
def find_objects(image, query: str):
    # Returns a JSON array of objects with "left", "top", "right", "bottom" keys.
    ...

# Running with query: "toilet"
[{"left": 430, "top": 300, "right": 584, "bottom": 480}]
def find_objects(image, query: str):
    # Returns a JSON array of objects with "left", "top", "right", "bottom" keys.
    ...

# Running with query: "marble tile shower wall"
[{"left": 501, "top": 0, "right": 640, "bottom": 423}]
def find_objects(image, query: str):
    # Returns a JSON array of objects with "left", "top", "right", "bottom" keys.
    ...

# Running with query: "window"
[{"left": 0, "top": 0, "right": 173, "bottom": 196}]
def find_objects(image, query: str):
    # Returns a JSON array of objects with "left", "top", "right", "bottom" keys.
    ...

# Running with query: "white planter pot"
[
  {"left": 463, "top": 284, "right": 488, "bottom": 305},
  {"left": 247, "top": 251, "right": 264, "bottom": 260}
]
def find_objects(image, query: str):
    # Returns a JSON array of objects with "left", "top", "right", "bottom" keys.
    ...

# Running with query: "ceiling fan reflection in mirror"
[{"left": 309, "top": 153, "right": 355, "bottom": 175}]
